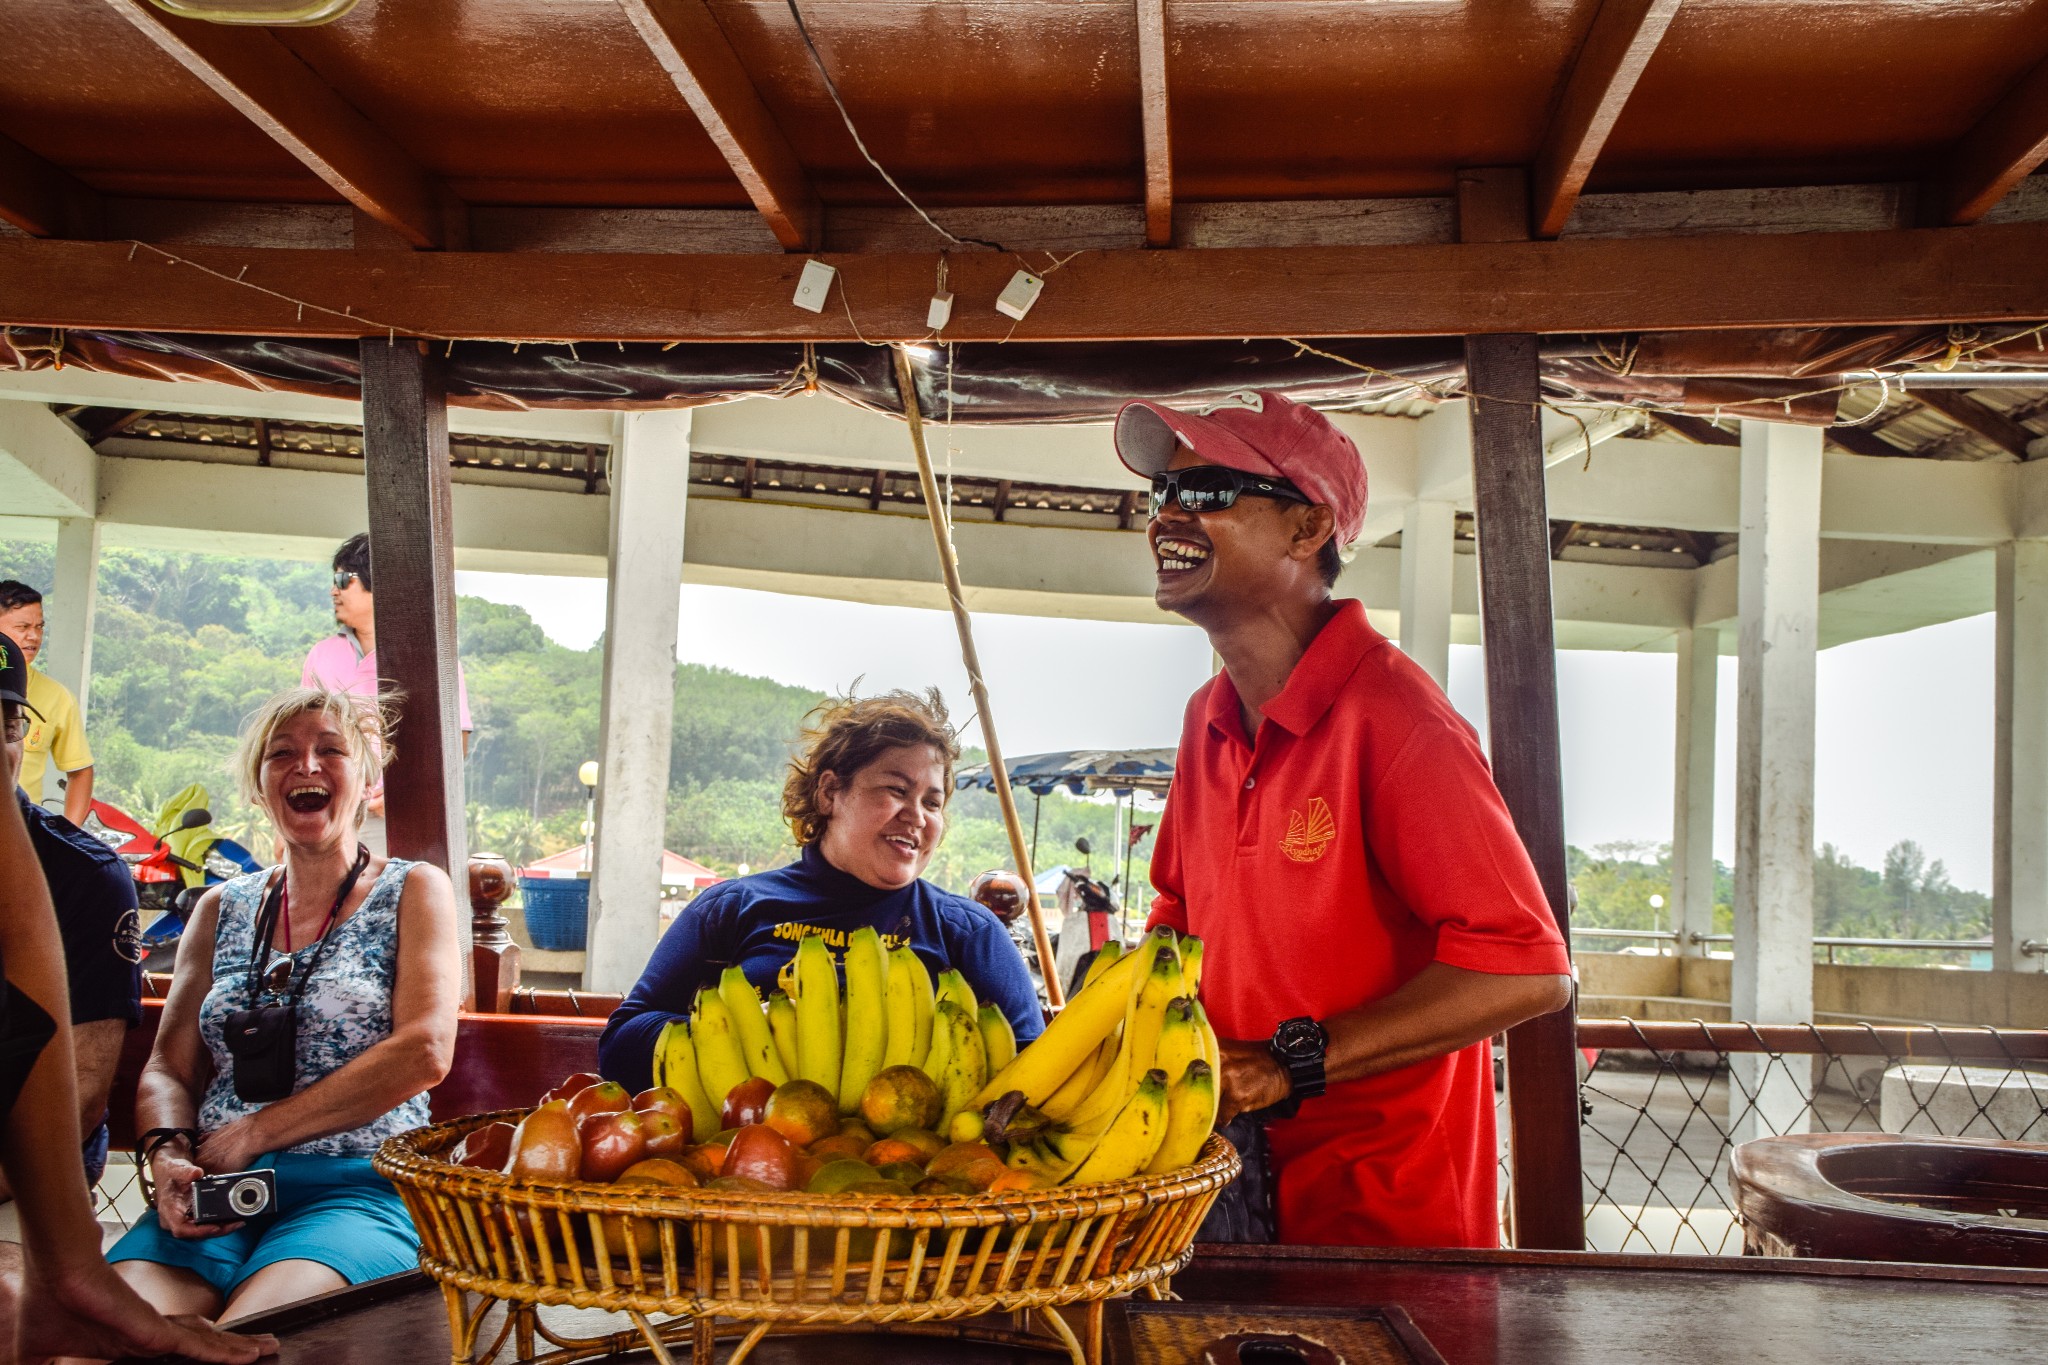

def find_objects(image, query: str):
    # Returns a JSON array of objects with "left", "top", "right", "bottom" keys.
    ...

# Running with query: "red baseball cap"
[{"left": 1113, "top": 390, "right": 1368, "bottom": 547}]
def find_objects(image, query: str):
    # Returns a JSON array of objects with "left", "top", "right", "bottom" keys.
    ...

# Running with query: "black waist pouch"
[
  {"left": 1195, "top": 1112, "right": 1279, "bottom": 1243},
  {"left": 223, "top": 1003, "right": 298, "bottom": 1104}
]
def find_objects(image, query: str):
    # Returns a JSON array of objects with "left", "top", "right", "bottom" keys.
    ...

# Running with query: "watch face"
[{"left": 1273, "top": 1017, "right": 1324, "bottom": 1059}]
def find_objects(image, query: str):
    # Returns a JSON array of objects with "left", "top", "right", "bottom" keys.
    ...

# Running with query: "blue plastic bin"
[{"left": 518, "top": 875, "right": 590, "bottom": 952}]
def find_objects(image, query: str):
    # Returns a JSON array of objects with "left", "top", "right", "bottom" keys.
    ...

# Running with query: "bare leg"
[
  {"left": 1, "top": 1240, "right": 23, "bottom": 1354},
  {"left": 220, "top": 1258, "right": 345, "bottom": 1323}
]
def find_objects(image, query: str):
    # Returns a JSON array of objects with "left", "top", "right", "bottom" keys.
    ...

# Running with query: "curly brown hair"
[{"left": 782, "top": 688, "right": 961, "bottom": 846}]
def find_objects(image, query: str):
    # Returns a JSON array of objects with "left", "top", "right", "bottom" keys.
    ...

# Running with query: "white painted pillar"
[
  {"left": 1398, "top": 499, "right": 1455, "bottom": 689},
  {"left": 1731, "top": 420, "right": 1821, "bottom": 1141},
  {"left": 584, "top": 411, "right": 691, "bottom": 994},
  {"left": 1670, "top": 625, "right": 1718, "bottom": 956},
  {"left": 41, "top": 516, "right": 101, "bottom": 715},
  {"left": 1993, "top": 540, "right": 2048, "bottom": 972}
]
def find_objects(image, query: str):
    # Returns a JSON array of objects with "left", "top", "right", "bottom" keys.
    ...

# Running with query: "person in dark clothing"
[{"left": 600, "top": 689, "right": 1042, "bottom": 1096}]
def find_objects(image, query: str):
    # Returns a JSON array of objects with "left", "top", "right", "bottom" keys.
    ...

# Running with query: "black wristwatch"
[{"left": 1268, "top": 1015, "right": 1329, "bottom": 1116}]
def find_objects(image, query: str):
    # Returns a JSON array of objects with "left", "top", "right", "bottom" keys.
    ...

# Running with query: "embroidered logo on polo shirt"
[{"left": 1279, "top": 798, "right": 1336, "bottom": 863}]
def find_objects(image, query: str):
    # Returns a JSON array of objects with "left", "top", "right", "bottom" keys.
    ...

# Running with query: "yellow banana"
[
  {"left": 791, "top": 932, "right": 843, "bottom": 1092},
  {"left": 1126, "top": 945, "right": 1185, "bottom": 1083},
  {"left": 935, "top": 999, "right": 988, "bottom": 1130},
  {"left": 1180, "top": 936, "right": 1205, "bottom": 996},
  {"left": 885, "top": 945, "right": 933, "bottom": 1069},
  {"left": 1082, "top": 939, "right": 1123, "bottom": 989},
  {"left": 838, "top": 927, "right": 889, "bottom": 1113},
  {"left": 1144, "top": 1059, "right": 1218, "bottom": 1176},
  {"left": 689, "top": 989, "right": 752, "bottom": 1115},
  {"left": 923, "top": 993, "right": 955, "bottom": 1082},
  {"left": 1191, "top": 999, "right": 1221, "bottom": 1073},
  {"left": 977, "top": 1002, "right": 1017, "bottom": 1076},
  {"left": 1152, "top": 998, "right": 1201, "bottom": 1086},
  {"left": 1040, "top": 1031, "right": 1118, "bottom": 1122},
  {"left": 1068, "top": 1069, "right": 1170, "bottom": 1185},
  {"left": 970, "top": 945, "right": 1144, "bottom": 1110},
  {"left": 655, "top": 1019, "right": 720, "bottom": 1141},
  {"left": 767, "top": 990, "right": 800, "bottom": 1079},
  {"left": 719, "top": 966, "right": 788, "bottom": 1086},
  {"left": 935, "top": 968, "right": 978, "bottom": 1021},
  {"left": 776, "top": 956, "right": 798, "bottom": 997},
  {"left": 1005, "top": 1098, "right": 1117, "bottom": 1184}
]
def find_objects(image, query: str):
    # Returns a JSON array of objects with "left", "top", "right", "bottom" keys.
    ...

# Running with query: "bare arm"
[
  {"left": 196, "top": 863, "right": 460, "bottom": 1170},
  {"left": 1215, "top": 962, "right": 1572, "bottom": 1125},
  {"left": 60, "top": 766, "right": 93, "bottom": 829}
]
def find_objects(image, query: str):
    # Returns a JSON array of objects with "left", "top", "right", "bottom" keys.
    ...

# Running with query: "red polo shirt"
[{"left": 1147, "top": 600, "right": 1569, "bottom": 1248}]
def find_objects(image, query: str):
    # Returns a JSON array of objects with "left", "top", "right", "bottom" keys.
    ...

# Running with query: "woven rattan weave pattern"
[{"left": 374, "top": 1110, "right": 1240, "bottom": 1365}]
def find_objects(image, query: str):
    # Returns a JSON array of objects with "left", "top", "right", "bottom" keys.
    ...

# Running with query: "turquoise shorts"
[{"left": 109, "top": 1151, "right": 419, "bottom": 1300}]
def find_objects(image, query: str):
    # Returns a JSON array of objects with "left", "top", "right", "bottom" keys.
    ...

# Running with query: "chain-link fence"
[{"left": 1551, "top": 1019, "right": 2048, "bottom": 1255}]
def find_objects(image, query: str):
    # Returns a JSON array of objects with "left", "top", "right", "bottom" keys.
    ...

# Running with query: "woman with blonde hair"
[
  {"left": 100, "top": 687, "right": 460, "bottom": 1327},
  {"left": 599, "top": 688, "right": 1041, "bottom": 1095}
]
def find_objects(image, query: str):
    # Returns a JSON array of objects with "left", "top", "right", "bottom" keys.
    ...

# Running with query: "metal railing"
[
  {"left": 1567, "top": 926, "right": 2048, "bottom": 964},
  {"left": 1546, "top": 1019, "right": 2048, "bottom": 1256}
]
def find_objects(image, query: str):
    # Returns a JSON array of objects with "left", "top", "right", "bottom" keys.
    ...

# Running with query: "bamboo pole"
[{"left": 892, "top": 345, "right": 1063, "bottom": 1006}]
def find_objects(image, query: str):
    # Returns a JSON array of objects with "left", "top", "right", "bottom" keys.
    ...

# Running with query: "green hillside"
[{"left": 0, "top": 541, "right": 1154, "bottom": 903}]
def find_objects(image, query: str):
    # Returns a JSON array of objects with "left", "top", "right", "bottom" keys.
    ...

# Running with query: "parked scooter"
[{"left": 79, "top": 784, "right": 260, "bottom": 966}]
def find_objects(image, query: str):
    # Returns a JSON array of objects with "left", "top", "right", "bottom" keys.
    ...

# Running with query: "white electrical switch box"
[
  {"left": 926, "top": 291, "right": 955, "bottom": 331},
  {"left": 995, "top": 270, "right": 1044, "bottom": 320},
  {"left": 793, "top": 259, "right": 837, "bottom": 314}
]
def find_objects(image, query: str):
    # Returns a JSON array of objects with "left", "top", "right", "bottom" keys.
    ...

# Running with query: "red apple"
[
  {"left": 541, "top": 1072, "right": 604, "bottom": 1106},
  {"left": 569, "top": 1081, "right": 632, "bottom": 1125},
  {"left": 721, "top": 1076, "right": 775, "bottom": 1130},
  {"left": 633, "top": 1087, "right": 690, "bottom": 1126},
  {"left": 579, "top": 1109, "right": 650, "bottom": 1183},
  {"left": 637, "top": 1109, "right": 688, "bottom": 1160},
  {"left": 452, "top": 1121, "right": 515, "bottom": 1170},
  {"left": 723, "top": 1124, "right": 800, "bottom": 1191}
]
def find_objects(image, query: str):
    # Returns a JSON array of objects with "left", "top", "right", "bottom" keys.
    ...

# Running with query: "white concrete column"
[
  {"left": 1731, "top": 420, "right": 1822, "bottom": 1141},
  {"left": 585, "top": 411, "right": 691, "bottom": 994},
  {"left": 1398, "top": 499, "right": 1455, "bottom": 689},
  {"left": 41, "top": 517, "right": 101, "bottom": 715},
  {"left": 1670, "top": 625, "right": 1718, "bottom": 956},
  {"left": 1993, "top": 540, "right": 2048, "bottom": 972}
]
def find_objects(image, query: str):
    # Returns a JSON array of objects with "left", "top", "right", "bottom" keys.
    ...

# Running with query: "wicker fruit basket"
[{"left": 375, "top": 1110, "right": 1239, "bottom": 1365}]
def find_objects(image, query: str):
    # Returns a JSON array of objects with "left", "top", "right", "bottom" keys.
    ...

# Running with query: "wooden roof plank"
[
  {"left": 1937, "top": 51, "right": 2048, "bottom": 225},
  {"left": 616, "top": 0, "right": 819, "bottom": 252},
  {"left": 105, "top": 1, "right": 451, "bottom": 250},
  {"left": 10, "top": 222, "right": 2048, "bottom": 342},
  {"left": 1532, "top": 0, "right": 1684, "bottom": 240},
  {"left": 1648, "top": 412, "right": 1739, "bottom": 446},
  {"left": 1912, "top": 389, "right": 2038, "bottom": 459},
  {"left": 1821, "top": 425, "right": 1902, "bottom": 458},
  {"left": 0, "top": 132, "right": 102, "bottom": 239},
  {"left": 1136, "top": 0, "right": 1172, "bottom": 248}
]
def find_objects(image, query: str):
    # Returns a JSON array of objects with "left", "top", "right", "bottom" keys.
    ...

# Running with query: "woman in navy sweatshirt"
[{"left": 598, "top": 689, "right": 1043, "bottom": 1096}]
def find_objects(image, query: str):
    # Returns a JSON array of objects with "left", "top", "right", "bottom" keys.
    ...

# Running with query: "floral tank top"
[{"left": 197, "top": 859, "right": 429, "bottom": 1156}]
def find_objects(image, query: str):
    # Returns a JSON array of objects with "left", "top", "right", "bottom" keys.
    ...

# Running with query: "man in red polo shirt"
[{"left": 1116, "top": 390, "right": 1572, "bottom": 1248}]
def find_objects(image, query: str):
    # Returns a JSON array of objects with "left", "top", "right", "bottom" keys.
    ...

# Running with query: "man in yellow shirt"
[{"left": 0, "top": 582, "right": 94, "bottom": 826}]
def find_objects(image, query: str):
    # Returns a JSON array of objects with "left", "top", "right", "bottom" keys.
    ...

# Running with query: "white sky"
[{"left": 457, "top": 571, "right": 1998, "bottom": 894}]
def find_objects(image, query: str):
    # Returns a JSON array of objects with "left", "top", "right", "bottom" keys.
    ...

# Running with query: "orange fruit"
[
  {"left": 926, "top": 1142, "right": 1001, "bottom": 1180},
  {"left": 857, "top": 1066, "right": 943, "bottom": 1136},
  {"left": 763, "top": 1080, "right": 839, "bottom": 1148}
]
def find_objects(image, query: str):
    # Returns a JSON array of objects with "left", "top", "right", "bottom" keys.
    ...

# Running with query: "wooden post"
[
  {"left": 359, "top": 337, "right": 469, "bottom": 888},
  {"left": 468, "top": 852, "right": 520, "bottom": 1013},
  {"left": 1464, "top": 331, "right": 1584, "bottom": 1251}
]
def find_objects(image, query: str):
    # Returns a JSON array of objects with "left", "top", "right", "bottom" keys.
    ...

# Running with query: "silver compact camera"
[{"left": 192, "top": 1169, "right": 276, "bottom": 1224}]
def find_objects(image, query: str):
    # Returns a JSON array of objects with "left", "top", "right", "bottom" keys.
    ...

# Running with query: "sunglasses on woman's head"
[{"left": 1148, "top": 465, "right": 1311, "bottom": 519}]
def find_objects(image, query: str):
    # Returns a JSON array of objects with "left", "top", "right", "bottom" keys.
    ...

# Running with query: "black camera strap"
[{"left": 246, "top": 845, "right": 372, "bottom": 1011}]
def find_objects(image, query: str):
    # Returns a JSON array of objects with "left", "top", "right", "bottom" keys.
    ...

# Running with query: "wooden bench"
[{"left": 108, "top": 1000, "right": 605, "bottom": 1149}]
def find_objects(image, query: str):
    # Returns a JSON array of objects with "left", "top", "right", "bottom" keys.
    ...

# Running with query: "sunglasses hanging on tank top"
[{"left": 223, "top": 846, "right": 371, "bottom": 1103}]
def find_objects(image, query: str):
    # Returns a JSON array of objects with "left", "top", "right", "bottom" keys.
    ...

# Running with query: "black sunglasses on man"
[{"left": 1148, "top": 464, "right": 1313, "bottom": 519}]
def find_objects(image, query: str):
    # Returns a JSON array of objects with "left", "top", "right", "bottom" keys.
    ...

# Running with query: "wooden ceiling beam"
[
  {"left": 616, "top": 0, "right": 819, "bottom": 252},
  {"left": 1912, "top": 389, "right": 2039, "bottom": 459},
  {"left": 1531, "top": 0, "right": 1684, "bottom": 239},
  {"left": 1821, "top": 425, "right": 1901, "bottom": 458},
  {"left": 1935, "top": 51, "right": 2048, "bottom": 225},
  {"left": 13, "top": 221, "right": 2048, "bottom": 342},
  {"left": 1648, "top": 412, "right": 1739, "bottom": 446},
  {"left": 105, "top": 1, "right": 454, "bottom": 250},
  {"left": 0, "top": 132, "right": 103, "bottom": 239},
  {"left": 1135, "top": 0, "right": 1172, "bottom": 248}
]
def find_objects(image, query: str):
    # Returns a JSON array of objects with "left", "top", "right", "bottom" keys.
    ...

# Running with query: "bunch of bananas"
[
  {"left": 974, "top": 927, "right": 1220, "bottom": 1187},
  {"left": 648, "top": 928, "right": 1010, "bottom": 1141}
]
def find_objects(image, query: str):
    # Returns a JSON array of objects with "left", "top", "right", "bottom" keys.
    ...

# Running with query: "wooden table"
[{"left": 176, "top": 1245, "right": 2048, "bottom": 1365}]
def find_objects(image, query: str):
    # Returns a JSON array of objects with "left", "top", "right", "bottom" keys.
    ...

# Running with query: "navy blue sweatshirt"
[{"left": 598, "top": 843, "right": 1043, "bottom": 1095}]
